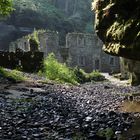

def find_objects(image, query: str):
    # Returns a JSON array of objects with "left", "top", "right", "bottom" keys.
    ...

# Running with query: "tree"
[{"left": 0, "top": 0, "right": 14, "bottom": 16}]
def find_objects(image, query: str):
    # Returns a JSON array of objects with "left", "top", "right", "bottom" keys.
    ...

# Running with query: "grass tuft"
[{"left": 0, "top": 67, "right": 27, "bottom": 82}]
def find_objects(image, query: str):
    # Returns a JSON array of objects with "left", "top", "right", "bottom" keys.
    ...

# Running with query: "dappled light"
[{"left": 0, "top": 0, "right": 140, "bottom": 139}]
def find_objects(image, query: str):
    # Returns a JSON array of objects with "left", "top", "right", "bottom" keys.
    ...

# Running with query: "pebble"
[{"left": 0, "top": 75, "right": 139, "bottom": 139}]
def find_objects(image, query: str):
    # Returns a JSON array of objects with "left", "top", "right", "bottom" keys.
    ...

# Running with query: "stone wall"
[
  {"left": 66, "top": 33, "right": 95, "bottom": 72},
  {"left": 101, "top": 52, "right": 120, "bottom": 73},
  {"left": 9, "top": 31, "right": 120, "bottom": 73},
  {"left": 38, "top": 31, "right": 62, "bottom": 61},
  {"left": 10, "top": 31, "right": 62, "bottom": 62},
  {"left": 66, "top": 33, "right": 120, "bottom": 73},
  {"left": 0, "top": 51, "right": 43, "bottom": 72},
  {"left": 10, "top": 38, "right": 30, "bottom": 52}
]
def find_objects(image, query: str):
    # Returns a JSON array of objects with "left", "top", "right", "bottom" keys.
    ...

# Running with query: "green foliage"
[
  {"left": 43, "top": 53, "right": 78, "bottom": 85},
  {"left": 72, "top": 132, "right": 86, "bottom": 140},
  {"left": 41, "top": 54, "right": 105, "bottom": 85},
  {"left": 73, "top": 67, "right": 89, "bottom": 84},
  {"left": 11, "top": 0, "right": 64, "bottom": 28},
  {"left": 19, "top": 29, "right": 45, "bottom": 51},
  {"left": 0, "top": 67, "right": 27, "bottom": 81},
  {"left": 74, "top": 67, "right": 105, "bottom": 84},
  {"left": 32, "top": 29, "right": 39, "bottom": 44},
  {"left": 6, "top": 0, "right": 93, "bottom": 36},
  {"left": 0, "top": 0, "right": 14, "bottom": 16},
  {"left": 88, "top": 70, "right": 105, "bottom": 81}
]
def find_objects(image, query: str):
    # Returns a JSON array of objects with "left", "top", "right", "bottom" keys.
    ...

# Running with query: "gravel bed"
[{"left": 0, "top": 80, "right": 140, "bottom": 140}]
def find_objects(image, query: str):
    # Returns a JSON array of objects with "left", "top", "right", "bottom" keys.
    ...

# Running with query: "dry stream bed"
[{"left": 0, "top": 76, "right": 140, "bottom": 139}]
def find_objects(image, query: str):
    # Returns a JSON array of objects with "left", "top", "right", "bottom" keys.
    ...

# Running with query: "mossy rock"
[{"left": 93, "top": 0, "right": 140, "bottom": 60}]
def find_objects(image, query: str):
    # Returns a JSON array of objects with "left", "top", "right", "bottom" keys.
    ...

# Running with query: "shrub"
[
  {"left": 43, "top": 53, "right": 78, "bottom": 85},
  {"left": 74, "top": 67, "right": 105, "bottom": 83},
  {"left": 88, "top": 71, "right": 105, "bottom": 81},
  {"left": 42, "top": 54, "right": 105, "bottom": 85},
  {"left": 73, "top": 67, "right": 88, "bottom": 84},
  {"left": 0, "top": 0, "right": 14, "bottom": 16},
  {"left": 29, "top": 29, "right": 40, "bottom": 51}
]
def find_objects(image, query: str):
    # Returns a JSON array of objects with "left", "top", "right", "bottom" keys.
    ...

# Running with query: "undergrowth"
[
  {"left": 0, "top": 67, "right": 27, "bottom": 82},
  {"left": 74, "top": 67, "right": 105, "bottom": 84},
  {"left": 40, "top": 53, "right": 105, "bottom": 85},
  {"left": 42, "top": 53, "right": 78, "bottom": 85}
]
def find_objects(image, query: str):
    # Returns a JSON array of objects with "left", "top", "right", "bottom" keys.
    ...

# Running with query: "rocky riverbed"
[{"left": 0, "top": 75, "right": 140, "bottom": 140}]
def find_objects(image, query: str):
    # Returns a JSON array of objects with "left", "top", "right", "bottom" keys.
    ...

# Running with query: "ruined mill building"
[{"left": 9, "top": 31, "right": 120, "bottom": 73}]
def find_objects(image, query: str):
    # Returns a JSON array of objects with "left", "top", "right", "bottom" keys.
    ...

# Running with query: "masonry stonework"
[
  {"left": 66, "top": 33, "right": 120, "bottom": 73},
  {"left": 9, "top": 31, "right": 120, "bottom": 73}
]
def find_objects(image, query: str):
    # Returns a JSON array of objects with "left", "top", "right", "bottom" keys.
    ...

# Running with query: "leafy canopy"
[{"left": 0, "top": 0, "right": 14, "bottom": 16}]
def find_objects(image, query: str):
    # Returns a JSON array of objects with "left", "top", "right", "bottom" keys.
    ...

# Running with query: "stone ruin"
[
  {"left": 0, "top": 50, "right": 43, "bottom": 72},
  {"left": 9, "top": 31, "right": 120, "bottom": 73},
  {"left": 66, "top": 33, "right": 120, "bottom": 73}
]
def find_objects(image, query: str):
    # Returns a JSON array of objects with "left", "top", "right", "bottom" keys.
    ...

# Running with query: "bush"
[
  {"left": 42, "top": 54, "right": 105, "bottom": 85},
  {"left": 43, "top": 53, "right": 78, "bottom": 85},
  {"left": 73, "top": 67, "right": 88, "bottom": 84},
  {"left": 88, "top": 71, "right": 105, "bottom": 81},
  {"left": 74, "top": 67, "right": 105, "bottom": 84}
]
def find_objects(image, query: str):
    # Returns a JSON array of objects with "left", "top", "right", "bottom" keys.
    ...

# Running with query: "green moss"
[
  {"left": 106, "top": 19, "right": 134, "bottom": 42},
  {"left": 97, "top": 128, "right": 114, "bottom": 140},
  {"left": 0, "top": 67, "right": 27, "bottom": 82},
  {"left": 94, "top": 0, "right": 140, "bottom": 60}
]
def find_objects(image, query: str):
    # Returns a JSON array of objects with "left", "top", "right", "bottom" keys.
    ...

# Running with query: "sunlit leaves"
[{"left": 0, "top": 0, "right": 14, "bottom": 16}]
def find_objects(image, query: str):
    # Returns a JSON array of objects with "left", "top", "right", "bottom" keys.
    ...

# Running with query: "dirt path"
[{"left": 101, "top": 73, "right": 129, "bottom": 86}]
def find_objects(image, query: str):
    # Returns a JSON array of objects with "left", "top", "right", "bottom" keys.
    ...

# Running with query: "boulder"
[
  {"left": 93, "top": 0, "right": 140, "bottom": 60},
  {"left": 93, "top": 0, "right": 140, "bottom": 85}
]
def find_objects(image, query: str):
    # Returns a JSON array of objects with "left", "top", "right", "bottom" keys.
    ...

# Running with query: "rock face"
[
  {"left": 93, "top": 0, "right": 140, "bottom": 60},
  {"left": 120, "top": 58, "right": 140, "bottom": 85},
  {"left": 93, "top": 0, "right": 140, "bottom": 85}
]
